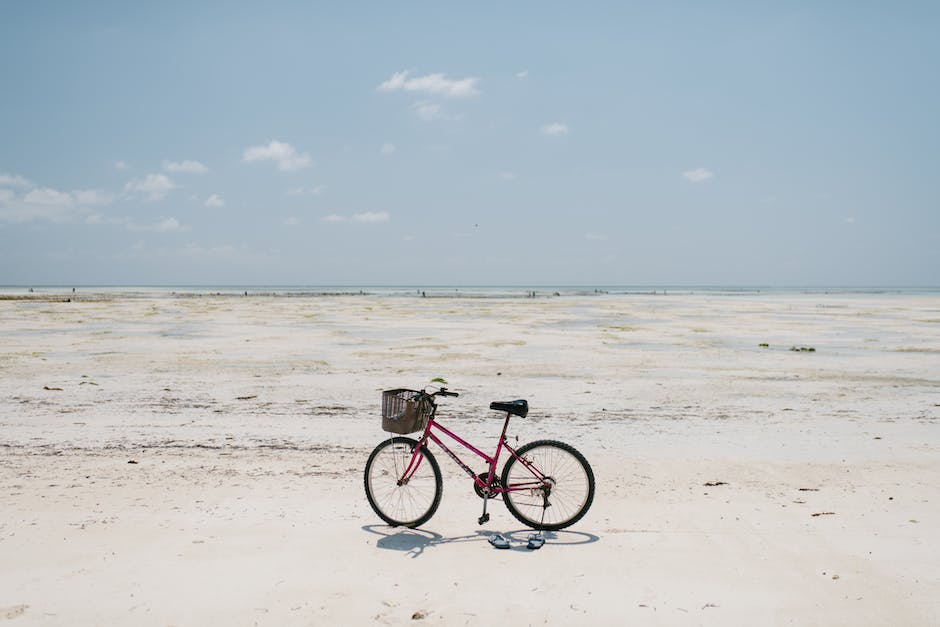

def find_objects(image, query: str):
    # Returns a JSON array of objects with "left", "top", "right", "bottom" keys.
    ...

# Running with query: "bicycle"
[{"left": 363, "top": 386, "right": 595, "bottom": 532}]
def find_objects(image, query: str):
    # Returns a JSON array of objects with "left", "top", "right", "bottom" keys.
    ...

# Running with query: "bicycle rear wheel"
[
  {"left": 364, "top": 436, "right": 442, "bottom": 528},
  {"left": 501, "top": 439, "right": 594, "bottom": 531}
]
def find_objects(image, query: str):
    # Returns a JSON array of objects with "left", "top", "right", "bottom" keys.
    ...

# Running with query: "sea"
[{"left": 2, "top": 284, "right": 938, "bottom": 299}]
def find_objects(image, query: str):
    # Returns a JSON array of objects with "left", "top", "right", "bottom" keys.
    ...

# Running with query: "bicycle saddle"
[{"left": 489, "top": 399, "right": 528, "bottom": 418}]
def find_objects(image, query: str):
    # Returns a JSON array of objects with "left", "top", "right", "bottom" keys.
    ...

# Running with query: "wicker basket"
[{"left": 382, "top": 389, "right": 433, "bottom": 434}]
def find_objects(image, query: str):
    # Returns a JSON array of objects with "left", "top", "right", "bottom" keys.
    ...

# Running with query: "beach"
[{"left": 1, "top": 289, "right": 938, "bottom": 625}]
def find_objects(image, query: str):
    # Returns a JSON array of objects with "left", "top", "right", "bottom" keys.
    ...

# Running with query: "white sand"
[{"left": 1, "top": 290, "right": 938, "bottom": 625}]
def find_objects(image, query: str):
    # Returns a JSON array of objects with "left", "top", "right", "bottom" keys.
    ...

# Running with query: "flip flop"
[
  {"left": 488, "top": 534, "right": 510, "bottom": 549},
  {"left": 526, "top": 535, "right": 545, "bottom": 550}
]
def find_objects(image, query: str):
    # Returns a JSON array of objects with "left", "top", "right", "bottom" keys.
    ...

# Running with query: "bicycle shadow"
[{"left": 361, "top": 524, "right": 600, "bottom": 558}]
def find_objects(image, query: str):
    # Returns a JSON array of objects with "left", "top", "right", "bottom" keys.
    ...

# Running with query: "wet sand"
[{"left": 1, "top": 291, "right": 938, "bottom": 625}]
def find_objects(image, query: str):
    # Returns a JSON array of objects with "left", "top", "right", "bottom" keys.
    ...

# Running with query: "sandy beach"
[{"left": 1, "top": 289, "right": 938, "bottom": 625}]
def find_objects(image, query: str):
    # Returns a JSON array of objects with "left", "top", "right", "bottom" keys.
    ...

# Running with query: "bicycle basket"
[{"left": 382, "top": 389, "right": 432, "bottom": 434}]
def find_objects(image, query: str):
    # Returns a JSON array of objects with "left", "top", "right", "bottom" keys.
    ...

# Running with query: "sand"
[{"left": 1, "top": 289, "right": 938, "bottom": 625}]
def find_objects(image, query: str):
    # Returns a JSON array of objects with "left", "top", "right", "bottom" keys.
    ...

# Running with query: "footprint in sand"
[{"left": 1, "top": 605, "right": 28, "bottom": 620}]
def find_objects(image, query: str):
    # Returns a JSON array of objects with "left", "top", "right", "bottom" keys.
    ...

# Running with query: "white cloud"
[
  {"left": 87, "top": 214, "right": 186, "bottom": 232},
  {"left": 516, "top": 70, "right": 529, "bottom": 78},
  {"left": 155, "top": 217, "right": 182, "bottom": 231},
  {"left": 381, "top": 143, "right": 397, "bottom": 155},
  {"left": 163, "top": 159, "right": 208, "bottom": 174},
  {"left": 115, "top": 241, "right": 238, "bottom": 261},
  {"left": 498, "top": 172, "right": 518, "bottom": 181},
  {"left": 353, "top": 211, "right": 390, "bottom": 223},
  {"left": 682, "top": 167, "right": 714, "bottom": 183},
  {"left": 0, "top": 173, "right": 32, "bottom": 187},
  {"left": 411, "top": 101, "right": 444, "bottom": 121},
  {"left": 85, "top": 213, "right": 189, "bottom": 233},
  {"left": 377, "top": 71, "right": 480, "bottom": 98},
  {"left": 127, "top": 216, "right": 184, "bottom": 232},
  {"left": 204, "top": 193, "right": 225, "bottom": 207},
  {"left": 1, "top": 181, "right": 113, "bottom": 222},
  {"left": 410, "top": 102, "right": 464, "bottom": 122},
  {"left": 541, "top": 123, "right": 569, "bottom": 136},
  {"left": 20, "top": 187, "right": 113, "bottom": 207},
  {"left": 321, "top": 212, "right": 390, "bottom": 223},
  {"left": 283, "top": 216, "right": 302, "bottom": 226},
  {"left": 114, "top": 161, "right": 130, "bottom": 171},
  {"left": 286, "top": 185, "right": 325, "bottom": 196},
  {"left": 24, "top": 187, "right": 73, "bottom": 206},
  {"left": 0, "top": 202, "right": 72, "bottom": 222},
  {"left": 124, "top": 173, "right": 176, "bottom": 200},
  {"left": 179, "top": 243, "right": 236, "bottom": 257},
  {"left": 73, "top": 189, "right": 114, "bottom": 206},
  {"left": 242, "top": 140, "right": 312, "bottom": 171}
]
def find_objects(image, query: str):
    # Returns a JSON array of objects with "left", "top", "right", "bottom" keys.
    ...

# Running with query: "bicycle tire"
[
  {"left": 364, "top": 436, "right": 443, "bottom": 528},
  {"left": 501, "top": 439, "right": 594, "bottom": 531}
]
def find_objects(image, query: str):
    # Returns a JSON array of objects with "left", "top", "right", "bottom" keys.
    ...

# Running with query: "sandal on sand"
[
  {"left": 527, "top": 535, "right": 545, "bottom": 550},
  {"left": 488, "top": 534, "right": 510, "bottom": 549}
]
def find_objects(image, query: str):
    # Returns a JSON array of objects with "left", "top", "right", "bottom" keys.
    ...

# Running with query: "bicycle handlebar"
[{"left": 427, "top": 386, "right": 459, "bottom": 398}]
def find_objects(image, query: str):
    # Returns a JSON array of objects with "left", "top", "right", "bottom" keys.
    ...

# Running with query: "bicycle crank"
[{"left": 473, "top": 472, "right": 501, "bottom": 499}]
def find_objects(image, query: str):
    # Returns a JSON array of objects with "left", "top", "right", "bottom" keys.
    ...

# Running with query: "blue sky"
[{"left": 1, "top": 1, "right": 938, "bottom": 286}]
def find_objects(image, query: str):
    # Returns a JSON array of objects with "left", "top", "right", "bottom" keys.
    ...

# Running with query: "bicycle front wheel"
[
  {"left": 501, "top": 439, "right": 595, "bottom": 530},
  {"left": 364, "top": 436, "right": 442, "bottom": 528}
]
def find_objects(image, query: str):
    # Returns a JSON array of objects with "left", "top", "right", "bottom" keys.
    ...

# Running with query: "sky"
[{"left": 1, "top": 1, "right": 938, "bottom": 286}]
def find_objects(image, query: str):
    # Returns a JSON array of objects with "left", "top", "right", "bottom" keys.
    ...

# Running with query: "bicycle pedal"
[{"left": 477, "top": 513, "right": 490, "bottom": 525}]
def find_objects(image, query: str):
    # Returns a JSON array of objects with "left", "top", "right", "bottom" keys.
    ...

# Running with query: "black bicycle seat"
[{"left": 489, "top": 399, "right": 528, "bottom": 418}]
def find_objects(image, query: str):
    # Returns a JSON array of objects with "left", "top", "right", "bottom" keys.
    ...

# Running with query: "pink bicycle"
[{"left": 364, "top": 386, "right": 595, "bottom": 531}]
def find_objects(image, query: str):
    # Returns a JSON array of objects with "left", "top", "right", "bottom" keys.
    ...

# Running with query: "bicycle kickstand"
[
  {"left": 526, "top": 488, "right": 551, "bottom": 549},
  {"left": 478, "top": 498, "right": 490, "bottom": 525}
]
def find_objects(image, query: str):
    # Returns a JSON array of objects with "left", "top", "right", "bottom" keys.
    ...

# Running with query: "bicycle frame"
[{"left": 397, "top": 402, "right": 547, "bottom": 495}]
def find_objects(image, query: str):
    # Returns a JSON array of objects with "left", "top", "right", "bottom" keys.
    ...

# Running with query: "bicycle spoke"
[
  {"left": 501, "top": 440, "right": 594, "bottom": 530},
  {"left": 365, "top": 437, "right": 443, "bottom": 528}
]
